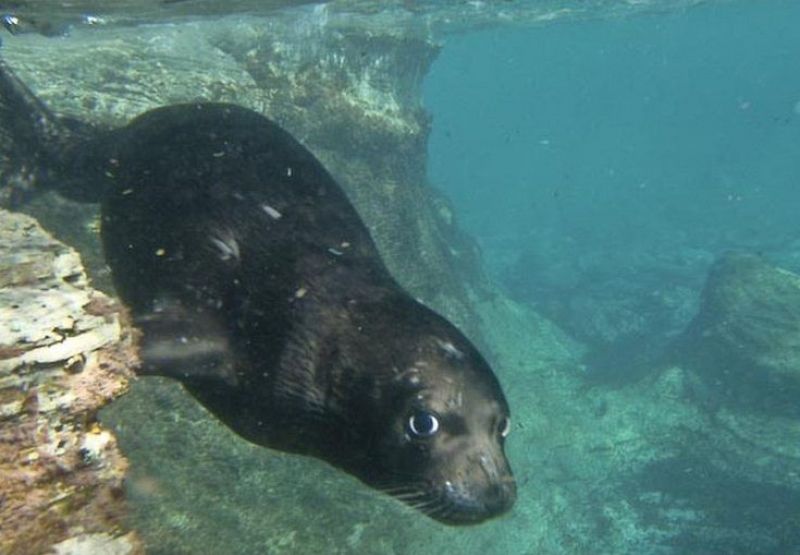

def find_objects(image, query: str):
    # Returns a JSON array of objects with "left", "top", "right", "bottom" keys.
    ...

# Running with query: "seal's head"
[
  {"left": 268, "top": 282, "right": 515, "bottom": 525},
  {"left": 376, "top": 335, "right": 515, "bottom": 524},
  {"left": 332, "top": 295, "right": 517, "bottom": 525}
]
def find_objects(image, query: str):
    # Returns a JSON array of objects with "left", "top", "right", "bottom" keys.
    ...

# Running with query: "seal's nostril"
[
  {"left": 484, "top": 479, "right": 517, "bottom": 514},
  {"left": 486, "top": 476, "right": 517, "bottom": 513}
]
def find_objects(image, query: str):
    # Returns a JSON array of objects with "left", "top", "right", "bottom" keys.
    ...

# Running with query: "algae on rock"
[{"left": 0, "top": 209, "right": 141, "bottom": 555}]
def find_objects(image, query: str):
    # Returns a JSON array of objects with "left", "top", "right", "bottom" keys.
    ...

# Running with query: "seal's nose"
[
  {"left": 475, "top": 451, "right": 516, "bottom": 516},
  {"left": 439, "top": 474, "right": 516, "bottom": 524},
  {"left": 483, "top": 477, "right": 517, "bottom": 515}
]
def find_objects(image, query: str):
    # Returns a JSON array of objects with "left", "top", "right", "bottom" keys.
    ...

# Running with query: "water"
[
  {"left": 2, "top": 0, "right": 799, "bottom": 554},
  {"left": 427, "top": 0, "right": 800, "bottom": 361},
  {"left": 427, "top": 0, "right": 800, "bottom": 268}
]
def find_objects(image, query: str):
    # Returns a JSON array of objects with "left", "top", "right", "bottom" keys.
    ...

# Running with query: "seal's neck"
[{"left": 265, "top": 260, "right": 409, "bottom": 457}]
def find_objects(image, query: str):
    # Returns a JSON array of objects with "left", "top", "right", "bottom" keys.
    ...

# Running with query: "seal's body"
[{"left": 0, "top": 60, "right": 515, "bottom": 524}]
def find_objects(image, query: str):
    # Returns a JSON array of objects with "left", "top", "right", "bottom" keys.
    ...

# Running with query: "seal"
[{"left": 0, "top": 59, "right": 516, "bottom": 524}]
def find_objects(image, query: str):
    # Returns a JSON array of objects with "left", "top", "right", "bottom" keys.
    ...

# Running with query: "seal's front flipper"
[{"left": 135, "top": 298, "right": 239, "bottom": 387}]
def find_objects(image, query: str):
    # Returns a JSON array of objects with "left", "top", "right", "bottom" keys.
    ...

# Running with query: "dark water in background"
[{"left": 425, "top": 0, "right": 800, "bottom": 360}]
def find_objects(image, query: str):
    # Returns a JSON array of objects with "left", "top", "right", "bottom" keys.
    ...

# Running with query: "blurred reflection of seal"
[{"left": 0, "top": 58, "right": 516, "bottom": 524}]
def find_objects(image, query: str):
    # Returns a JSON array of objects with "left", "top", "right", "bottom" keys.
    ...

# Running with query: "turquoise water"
[
  {"left": 425, "top": 0, "right": 800, "bottom": 256},
  {"left": 426, "top": 0, "right": 800, "bottom": 365},
  {"left": 427, "top": 0, "right": 800, "bottom": 272},
  {"left": 2, "top": 0, "right": 800, "bottom": 553}
]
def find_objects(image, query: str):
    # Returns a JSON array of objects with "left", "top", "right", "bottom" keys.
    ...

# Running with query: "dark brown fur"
[{"left": 0, "top": 59, "right": 516, "bottom": 523}]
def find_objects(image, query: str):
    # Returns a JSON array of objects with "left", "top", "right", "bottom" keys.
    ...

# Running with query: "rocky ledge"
[{"left": 0, "top": 209, "right": 141, "bottom": 555}]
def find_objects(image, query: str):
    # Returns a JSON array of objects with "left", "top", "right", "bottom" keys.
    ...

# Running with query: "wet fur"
[{"left": 0, "top": 61, "right": 516, "bottom": 524}]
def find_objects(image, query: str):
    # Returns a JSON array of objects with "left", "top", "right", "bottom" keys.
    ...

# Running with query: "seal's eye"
[
  {"left": 499, "top": 416, "right": 511, "bottom": 438},
  {"left": 407, "top": 411, "right": 439, "bottom": 438}
]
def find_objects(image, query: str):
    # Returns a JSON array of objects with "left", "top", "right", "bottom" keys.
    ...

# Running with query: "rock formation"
[
  {"left": 678, "top": 252, "right": 800, "bottom": 415},
  {"left": 0, "top": 209, "right": 142, "bottom": 555}
]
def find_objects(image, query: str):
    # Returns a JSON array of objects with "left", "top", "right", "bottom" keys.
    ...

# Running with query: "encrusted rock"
[{"left": 0, "top": 209, "right": 142, "bottom": 555}]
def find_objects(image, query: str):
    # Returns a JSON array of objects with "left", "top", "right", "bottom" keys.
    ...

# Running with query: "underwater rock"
[
  {"left": 502, "top": 236, "right": 708, "bottom": 383},
  {"left": 503, "top": 237, "right": 708, "bottom": 348},
  {"left": 677, "top": 252, "right": 800, "bottom": 413},
  {"left": 0, "top": 209, "right": 141, "bottom": 555}
]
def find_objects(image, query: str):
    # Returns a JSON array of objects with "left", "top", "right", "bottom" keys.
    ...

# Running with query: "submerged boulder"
[{"left": 677, "top": 252, "right": 800, "bottom": 414}]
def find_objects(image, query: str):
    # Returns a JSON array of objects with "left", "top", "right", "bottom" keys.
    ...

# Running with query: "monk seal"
[{"left": 0, "top": 58, "right": 516, "bottom": 524}]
